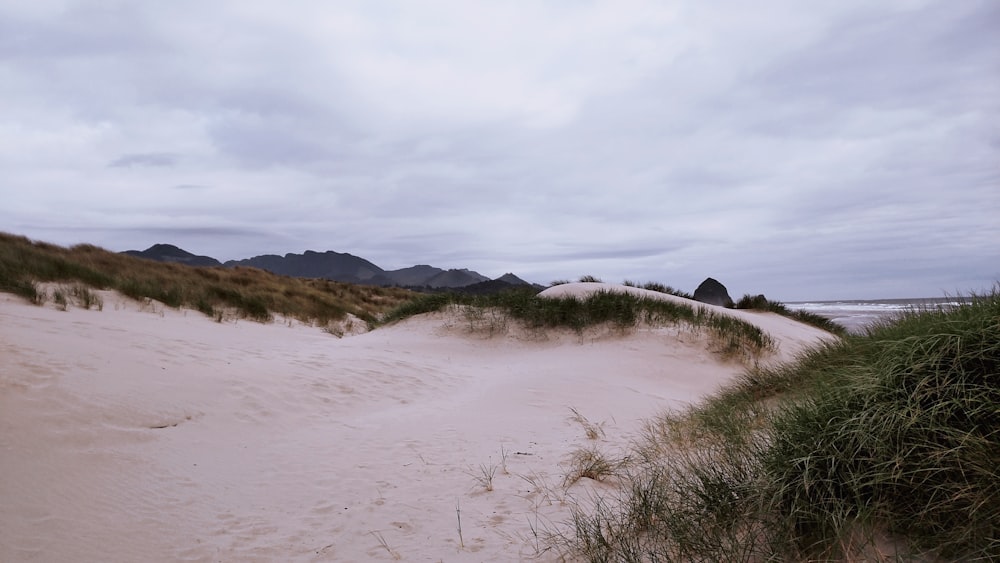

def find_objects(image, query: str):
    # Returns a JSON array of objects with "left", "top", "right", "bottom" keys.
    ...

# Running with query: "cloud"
[
  {"left": 0, "top": 0, "right": 996, "bottom": 300},
  {"left": 108, "top": 152, "right": 179, "bottom": 168}
]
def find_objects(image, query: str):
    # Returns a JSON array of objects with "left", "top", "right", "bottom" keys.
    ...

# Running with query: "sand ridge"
[{"left": 0, "top": 285, "right": 835, "bottom": 561}]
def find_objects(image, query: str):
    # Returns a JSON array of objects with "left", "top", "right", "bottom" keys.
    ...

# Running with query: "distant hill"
[
  {"left": 422, "top": 268, "right": 490, "bottom": 288},
  {"left": 123, "top": 244, "right": 222, "bottom": 267},
  {"left": 225, "top": 251, "right": 384, "bottom": 284},
  {"left": 122, "top": 244, "right": 532, "bottom": 290},
  {"left": 378, "top": 265, "right": 443, "bottom": 287},
  {"left": 496, "top": 273, "right": 532, "bottom": 286},
  {"left": 452, "top": 274, "right": 546, "bottom": 295}
]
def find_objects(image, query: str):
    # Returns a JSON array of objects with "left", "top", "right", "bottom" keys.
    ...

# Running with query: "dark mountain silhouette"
[
  {"left": 496, "top": 273, "right": 532, "bottom": 286},
  {"left": 225, "top": 251, "right": 384, "bottom": 284},
  {"left": 422, "top": 268, "right": 490, "bottom": 288},
  {"left": 123, "top": 244, "right": 222, "bottom": 267},
  {"left": 122, "top": 244, "right": 532, "bottom": 289},
  {"left": 379, "top": 264, "right": 443, "bottom": 286}
]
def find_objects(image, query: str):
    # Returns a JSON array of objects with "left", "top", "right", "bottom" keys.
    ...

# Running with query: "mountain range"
[{"left": 122, "top": 244, "right": 539, "bottom": 292}]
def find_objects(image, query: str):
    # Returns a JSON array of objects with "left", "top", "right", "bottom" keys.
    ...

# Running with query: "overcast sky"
[{"left": 1, "top": 0, "right": 997, "bottom": 300}]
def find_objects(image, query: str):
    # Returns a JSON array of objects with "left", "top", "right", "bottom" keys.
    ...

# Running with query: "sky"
[{"left": 1, "top": 0, "right": 997, "bottom": 301}]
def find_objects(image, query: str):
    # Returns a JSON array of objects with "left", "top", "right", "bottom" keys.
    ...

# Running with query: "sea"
[{"left": 784, "top": 297, "right": 965, "bottom": 334}]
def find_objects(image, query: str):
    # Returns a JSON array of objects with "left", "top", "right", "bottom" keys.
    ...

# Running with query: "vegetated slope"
[
  {"left": 380, "top": 282, "right": 838, "bottom": 365},
  {"left": 0, "top": 232, "right": 418, "bottom": 324},
  {"left": 566, "top": 287, "right": 999, "bottom": 562},
  {"left": 735, "top": 292, "right": 847, "bottom": 336}
]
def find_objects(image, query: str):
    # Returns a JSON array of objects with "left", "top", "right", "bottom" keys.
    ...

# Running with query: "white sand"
[{"left": 0, "top": 283, "right": 835, "bottom": 562}]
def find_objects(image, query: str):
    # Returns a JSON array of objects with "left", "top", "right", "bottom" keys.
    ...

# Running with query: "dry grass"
[
  {"left": 563, "top": 447, "right": 624, "bottom": 488},
  {"left": 569, "top": 407, "right": 607, "bottom": 440},
  {"left": 0, "top": 232, "right": 417, "bottom": 324}
]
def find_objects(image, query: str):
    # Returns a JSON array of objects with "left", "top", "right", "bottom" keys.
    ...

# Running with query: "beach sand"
[{"left": 0, "top": 283, "right": 835, "bottom": 562}]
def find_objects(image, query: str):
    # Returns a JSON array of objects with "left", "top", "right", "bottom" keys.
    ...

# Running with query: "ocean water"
[{"left": 785, "top": 297, "right": 963, "bottom": 334}]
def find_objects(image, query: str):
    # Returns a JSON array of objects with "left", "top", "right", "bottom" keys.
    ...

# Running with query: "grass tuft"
[
  {"left": 52, "top": 287, "right": 68, "bottom": 311},
  {"left": 569, "top": 407, "right": 606, "bottom": 440},
  {"left": 475, "top": 463, "right": 498, "bottom": 492},
  {"left": 71, "top": 284, "right": 104, "bottom": 310},
  {"left": 564, "top": 447, "right": 623, "bottom": 487}
]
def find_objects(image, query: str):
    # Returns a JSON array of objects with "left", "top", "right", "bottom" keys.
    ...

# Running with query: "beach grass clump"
[
  {"left": 623, "top": 280, "right": 693, "bottom": 299},
  {"left": 736, "top": 292, "right": 848, "bottom": 336},
  {"left": 473, "top": 462, "right": 498, "bottom": 492},
  {"left": 569, "top": 407, "right": 607, "bottom": 440},
  {"left": 52, "top": 287, "right": 69, "bottom": 311},
  {"left": 641, "top": 281, "right": 693, "bottom": 300},
  {"left": 565, "top": 288, "right": 1000, "bottom": 561},
  {"left": 0, "top": 232, "right": 416, "bottom": 324},
  {"left": 70, "top": 283, "right": 104, "bottom": 310},
  {"left": 563, "top": 447, "right": 623, "bottom": 488},
  {"left": 763, "top": 292, "right": 1000, "bottom": 560}
]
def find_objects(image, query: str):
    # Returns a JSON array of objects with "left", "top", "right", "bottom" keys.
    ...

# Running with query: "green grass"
[
  {"left": 565, "top": 288, "right": 1000, "bottom": 561},
  {"left": 0, "top": 232, "right": 417, "bottom": 324},
  {"left": 627, "top": 280, "right": 694, "bottom": 300},
  {"left": 736, "top": 292, "right": 848, "bottom": 336},
  {"left": 381, "top": 286, "right": 778, "bottom": 362}
]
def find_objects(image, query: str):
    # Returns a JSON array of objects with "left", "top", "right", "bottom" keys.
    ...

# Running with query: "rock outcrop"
[{"left": 693, "top": 277, "right": 734, "bottom": 307}]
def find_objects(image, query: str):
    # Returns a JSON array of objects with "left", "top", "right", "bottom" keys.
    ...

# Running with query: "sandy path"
[{"left": 0, "top": 285, "right": 834, "bottom": 561}]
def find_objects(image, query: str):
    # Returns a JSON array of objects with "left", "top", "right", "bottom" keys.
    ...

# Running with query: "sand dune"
[{"left": 0, "top": 284, "right": 835, "bottom": 562}]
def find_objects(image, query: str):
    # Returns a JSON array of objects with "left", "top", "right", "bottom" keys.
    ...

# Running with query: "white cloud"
[{"left": 0, "top": 0, "right": 997, "bottom": 299}]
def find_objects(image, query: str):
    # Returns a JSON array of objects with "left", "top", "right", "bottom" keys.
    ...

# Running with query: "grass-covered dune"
[
  {"left": 0, "top": 232, "right": 417, "bottom": 325},
  {"left": 568, "top": 288, "right": 999, "bottom": 562},
  {"left": 381, "top": 285, "right": 784, "bottom": 363},
  {"left": 734, "top": 292, "right": 847, "bottom": 337}
]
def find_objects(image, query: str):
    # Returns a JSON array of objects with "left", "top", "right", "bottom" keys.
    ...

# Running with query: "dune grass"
[
  {"left": 736, "top": 292, "right": 848, "bottom": 337},
  {"left": 565, "top": 288, "right": 999, "bottom": 561},
  {"left": 381, "top": 286, "right": 778, "bottom": 362},
  {"left": 0, "top": 232, "right": 416, "bottom": 324},
  {"left": 623, "top": 280, "right": 694, "bottom": 300}
]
